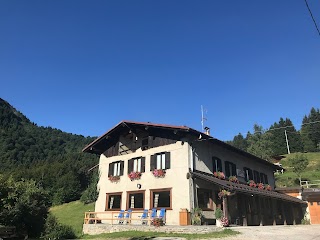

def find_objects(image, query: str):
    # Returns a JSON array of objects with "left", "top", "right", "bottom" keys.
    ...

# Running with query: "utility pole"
[{"left": 284, "top": 130, "right": 291, "bottom": 154}]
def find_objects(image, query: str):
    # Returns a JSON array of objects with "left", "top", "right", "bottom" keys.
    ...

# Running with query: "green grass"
[
  {"left": 275, "top": 152, "right": 320, "bottom": 187},
  {"left": 82, "top": 229, "right": 239, "bottom": 240},
  {"left": 50, "top": 200, "right": 95, "bottom": 237}
]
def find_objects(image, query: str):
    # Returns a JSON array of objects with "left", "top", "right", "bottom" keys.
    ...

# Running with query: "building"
[{"left": 83, "top": 121, "right": 306, "bottom": 226}]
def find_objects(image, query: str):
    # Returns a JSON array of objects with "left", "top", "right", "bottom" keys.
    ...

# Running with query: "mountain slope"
[{"left": 0, "top": 98, "right": 98, "bottom": 204}]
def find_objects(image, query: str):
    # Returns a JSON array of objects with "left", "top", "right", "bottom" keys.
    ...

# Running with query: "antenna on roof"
[
  {"left": 201, "top": 105, "right": 207, "bottom": 132},
  {"left": 201, "top": 105, "right": 211, "bottom": 135}
]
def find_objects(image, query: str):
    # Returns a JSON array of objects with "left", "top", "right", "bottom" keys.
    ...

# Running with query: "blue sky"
[{"left": 0, "top": 1, "right": 319, "bottom": 140}]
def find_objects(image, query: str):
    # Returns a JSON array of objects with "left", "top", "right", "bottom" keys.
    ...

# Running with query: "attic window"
[{"left": 141, "top": 137, "right": 149, "bottom": 150}]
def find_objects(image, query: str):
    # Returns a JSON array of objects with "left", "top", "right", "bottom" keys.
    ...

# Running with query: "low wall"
[{"left": 83, "top": 224, "right": 222, "bottom": 235}]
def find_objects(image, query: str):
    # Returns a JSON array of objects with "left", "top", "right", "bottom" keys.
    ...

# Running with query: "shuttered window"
[
  {"left": 212, "top": 157, "right": 222, "bottom": 173},
  {"left": 128, "top": 157, "right": 145, "bottom": 174},
  {"left": 150, "top": 152, "right": 170, "bottom": 170},
  {"left": 243, "top": 167, "right": 253, "bottom": 181},
  {"left": 108, "top": 161, "right": 124, "bottom": 177},
  {"left": 225, "top": 161, "right": 237, "bottom": 177}
]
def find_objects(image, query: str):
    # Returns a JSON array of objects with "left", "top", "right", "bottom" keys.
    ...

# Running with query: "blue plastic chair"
[
  {"left": 139, "top": 209, "right": 149, "bottom": 225},
  {"left": 116, "top": 210, "right": 125, "bottom": 224},
  {"left": 158, "top": 208, "right": 166, "bottom": 224},
  {"left": 124, "top": 209, "right": 132, "bottom": 224},
  {"left": 150, "top": 208, "right": 157, "bottom": 220}
]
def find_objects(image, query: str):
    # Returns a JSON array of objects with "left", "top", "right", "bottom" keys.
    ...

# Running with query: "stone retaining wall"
[{"left": 83, "top": 224, "right": 221, "bottom": 235}]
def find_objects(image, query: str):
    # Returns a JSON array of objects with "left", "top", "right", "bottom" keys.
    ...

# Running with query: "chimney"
[{"left": 204, "top": 126, "right": 210, "bottom": 136}]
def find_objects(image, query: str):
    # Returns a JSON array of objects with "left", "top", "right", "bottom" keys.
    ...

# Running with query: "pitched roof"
[
  {"left": 82, "top": 120, "right": 279, "bottom": 170},
  {"left": 192, "top": 170, "right": 306, "bottom": 204}
]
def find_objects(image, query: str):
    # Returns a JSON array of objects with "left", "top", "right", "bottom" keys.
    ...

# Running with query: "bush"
[
  {"left": 43, "top": 214, "right": 76, "bottom": 239},
  {"left": 215, "top": 208, "right": 223, "bottom": 219}
]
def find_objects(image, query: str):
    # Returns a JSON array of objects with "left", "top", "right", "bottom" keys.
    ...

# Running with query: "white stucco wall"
[
  {"left": 95, "top": 141, "right": 191, "bottom": 225},
  {"left": 192, "top": 141, "right": 276, "bottom": 188}
]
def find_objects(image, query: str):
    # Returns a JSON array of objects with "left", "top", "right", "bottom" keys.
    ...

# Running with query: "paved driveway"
[{"left": 222, "top": 225, "right": 320, "bottom": 240}]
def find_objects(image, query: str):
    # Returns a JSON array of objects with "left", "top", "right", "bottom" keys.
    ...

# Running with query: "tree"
[
  {"left": 0, "top": 175, "right": 50, "bottom": 237},
  {"left": 269, "top": 118, "right": 303, "bottom": 155},
  {"left": 301, "top": 108, "right": 320, "bottom": 152},
  {"left": 246, "top": 125, "right": 274, "bottom": 161},
  {"left": 231, "top": 133, "right": 248, "bottom": 151},
  {"left": 288, "top": 153, "right": 309, "bottom": 186}
]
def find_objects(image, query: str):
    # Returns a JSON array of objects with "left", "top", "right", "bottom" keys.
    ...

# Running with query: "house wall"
[
  {"left": 95, "top": 141, "right": 190, "bottom": 225},
  {"left": 308, "top": 201, "right": 320, "bottom": 224},
  {"left": 192, "top": 141, "right": 276, "bottom": 188}
]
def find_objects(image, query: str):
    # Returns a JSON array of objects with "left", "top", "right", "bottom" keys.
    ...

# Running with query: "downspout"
[{"left": 189, "top": 143, "right": 195, "bottom": 210}]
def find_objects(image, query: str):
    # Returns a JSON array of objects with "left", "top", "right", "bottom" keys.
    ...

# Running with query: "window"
[
  {"left": 197, "top": 189, "right": 213, "bottom": 210},
  {"left": 253, "top": 170, "right": 261, "bottom": 183},
  {"left": 243, "top": 167, "right": 253, "bottom": 181},
  {"left": 150, "top": 152, "right": 170, "bottom": 170},
  {"left": 260, "top": 173, "right": 268, "bottom": 184},
  {"left": 212, "top": 157, "right": 222, "bottom": 173},
  {"left": 150, "top": 188, "right": 172, "bottom": 209},
  {"left": 128, "top": 157, "right": 145, "bottom": 173},
  {"left": 225, "top": 161, "right": 236, "bottom": 177},
  {"left": 108, "top": 161, "right": 124, "bottom": 177},
  {"left": 127, "top": 191, "right": 145, "bottom": 209},
  {"left": 106, "top": 192, "right": 122, "bottom": 210}
]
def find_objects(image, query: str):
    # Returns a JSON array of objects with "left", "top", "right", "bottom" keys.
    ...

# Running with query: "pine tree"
[{"left": 301, "top": 108, "right": 320, "bottom": 152}]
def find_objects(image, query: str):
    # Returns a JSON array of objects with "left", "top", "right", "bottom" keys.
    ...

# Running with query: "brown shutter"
[
  {"left": 150, "top": 155, "right": 156, "bottom": 171},
  {"left": 165, "top": 152, "right": 171, "bottom": 169},
  {"left": 232, "top": 163, "right": 237, "bottom": 176},
  {"left": 108, "top": 163, "right": 113, "bottom": 177},
  {"left": 225, "top": 161, "right": 230, "bottom": 177},
  {"left": 128, "top": 159, "right": 134, "bottom": 174},
  {"left": 120, "top": 161, "right": 124, "bottom": 176},
  {"left": 141, "top": 157, "right": 145, "bottom": 172}
]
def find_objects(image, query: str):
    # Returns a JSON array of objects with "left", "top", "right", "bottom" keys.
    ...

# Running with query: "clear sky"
[{"left": 0, "top": 1, "right": 319, "bottom": 140}]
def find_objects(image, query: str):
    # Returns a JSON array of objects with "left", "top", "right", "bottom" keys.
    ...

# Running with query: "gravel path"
[{"left": 221, "top": 225, "right": 320, "bottom": 240}]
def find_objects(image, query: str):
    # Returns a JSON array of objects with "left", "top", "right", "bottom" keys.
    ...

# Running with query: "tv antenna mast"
[{"left": 201, "top": 105, "right": 207, "bottom": 132}]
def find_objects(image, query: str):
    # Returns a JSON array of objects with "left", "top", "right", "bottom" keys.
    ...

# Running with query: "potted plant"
[
  {"left": 215, "top": 208, "right": 223, "bottom": 227},
  {"left": 247, "top": 180, "right": 256, "bottom": 188},
  {"left": 153, "top": 169, "right": 166, "bottom": 178},
  {"left": 218, "top": 189, "right": 230, "bottom": 199},
  {"left": 108, "top": 175, "right": 120, "bottom": 182},
  {"left": 213, "top": 171, "right": 226, "bottom": 180},
  {"left": 191, "top": 207, "right": 203, "bottom": 225},
  {"left": 128, "top": 171, "right": 141, "bottom": 181},
  {"left": 228, "top": 176, "right": 239, "bottom": 184}
]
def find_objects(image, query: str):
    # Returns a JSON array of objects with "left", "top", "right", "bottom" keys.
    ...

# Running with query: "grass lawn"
[
  {"left": 275, "top": 152, "right": 320, "bottom": 187},
  {"left": 50, "top": 200, "right": 95, "bottom": 237},
  {"left": 82, "top": 229, "right": 239, "bottom": 240}
]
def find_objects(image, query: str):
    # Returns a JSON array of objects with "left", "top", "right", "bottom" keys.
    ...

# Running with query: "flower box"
[
  {"left": 108, "top": 176, "right": 120, "bottom": 182},
  {"left": 265, "top": 184, "right": 272, "bottom": 191},
  {"left": 128, "top": 171, "right": 141, "bottom": 181},
  {"left": 257, "top": 183, "right": 264, "bottom": 190},
  {"left": 153, "top": 169, "right": 166, "bottom": 178},
  {"left": 247, "top": 180, "right": 256, "bottom": 188},
  {"left": 213, "top": 171, "right": 226, "bottom": 180},
  {"left": 228, "top": 176, "right": 239, "bottom": 184}
]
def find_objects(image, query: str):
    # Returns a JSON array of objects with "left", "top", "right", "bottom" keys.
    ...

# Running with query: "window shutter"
[
  {"left": 263, "top": 174, "right": 268, "bottom": 184},
  {"left": 108, "top": 163, "right": 113, "bottom": 177},
  {"left": 248, "top": 168, "right": 253, "bottom": 180},
  {"left": 165, "top": 152, "right": 171, "bottom": 169},
  {"left": 120, "top": 161, "right": 124, "bottom": 176},
  {"left": 259, "top": 173, "right": 264, "bottom": 183},
  {"left": 225, "top": 161, "right": 230, "bottom": 177},
  {"left": 128, "top": 159, "right": 134, "bottom": 174},
  {"left": 217, "top": 158, "right": 222, "bottom": 172},
  {"left": 141, "top": 157, "right": 145, "bottom": 172},
  {"left": 232, "top": 163, "right": 237, "bottom": 176},
  {"left": 150, "top": 155, "right": 156, "bottom": 171}
]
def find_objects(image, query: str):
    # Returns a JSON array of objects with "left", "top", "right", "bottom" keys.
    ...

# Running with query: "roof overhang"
[{"left": 191, "top": 170, "right": 306, "bottom": 204}]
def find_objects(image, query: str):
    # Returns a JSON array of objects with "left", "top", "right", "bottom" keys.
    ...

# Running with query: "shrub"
[
  {"left": 215, "top": 208, "right": 223, "bottom": 220},
  {"left": 42, "top": 214, "right": 76, "bottom": 239}
]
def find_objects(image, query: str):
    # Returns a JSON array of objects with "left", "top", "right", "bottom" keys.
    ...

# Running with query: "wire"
[{"left": 304, "top": 0, "right": 320, "bottom": 36}]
